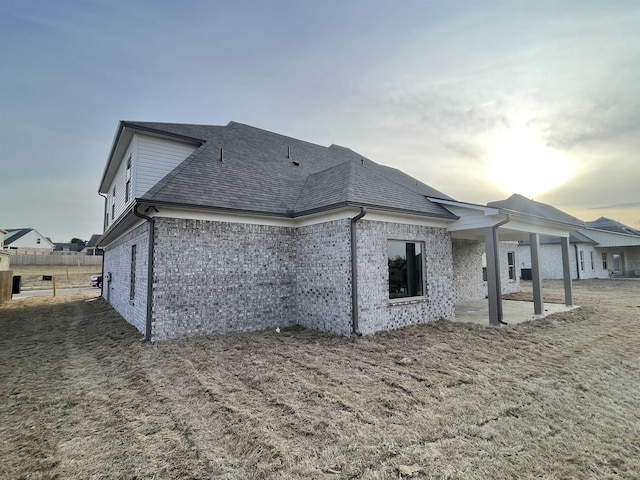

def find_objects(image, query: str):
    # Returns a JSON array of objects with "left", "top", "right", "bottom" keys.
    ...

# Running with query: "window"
[
  {"left": 125, "top": 155, "right": 132, "bottom": 203},
  {"left": 579, "top": 250, "right": 585, "bottom": 271},
  {"left": 481, "top": 252, "right": 487, "bottom": 281},
  {"left": 36, "top": 238, "right": 41, "bottom": 244},
  {"left": 111, "top": 186, "right": 116, "bottom": 220},
  {"left": 602, "top": 252, "right": 608, "bottom": 270},
  {"left": 590, "top": 251, "right": 594, "bottom": 270},
  {"left": 507, "top": 251, "right": 516, "bottom": 280},
  {"left": 130, "top": 244, "right": 137, "bottom": 302},
  {"left": 388, "top": 240, "right": 424, "bottom": 299}
]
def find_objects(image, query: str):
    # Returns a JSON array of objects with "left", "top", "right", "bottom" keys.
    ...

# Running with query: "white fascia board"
[
  {"left": 98, "top": 217, "right": 147, "bottom": 249},
  {"left": 152, "top": 206, "right": 453, "bottom": 229}
]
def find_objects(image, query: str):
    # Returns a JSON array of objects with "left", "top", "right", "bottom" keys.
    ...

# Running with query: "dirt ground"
[
  {"left": 10, "top": 265, "right": 101, "bottom": 291},
  {"left": 1, "top": 279, "right": 639, "bottom": 479}
]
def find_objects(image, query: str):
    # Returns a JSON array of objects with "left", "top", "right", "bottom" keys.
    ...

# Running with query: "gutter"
[
  {"left": 98, "top": 192, "right": 108, "bottom": 299},
  {"left": 350, "top": 207, "right": 367, "bottom": 336},
  {"left": 574, "top": 244, "right": 581, "bottom": 280},
  {"left": 133, "top": 202, "right": 155, "bottom": 342},
  {"left": 493, "top": 213, "right": 511, "bottom": 325}
]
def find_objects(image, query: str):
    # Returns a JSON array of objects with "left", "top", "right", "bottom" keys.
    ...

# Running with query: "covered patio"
[
  {"left": 453, "top": 298, "right": 578, "bottom": 326},
  {"left": 429, "top": 198, "right": 584, "bottom": 326}
]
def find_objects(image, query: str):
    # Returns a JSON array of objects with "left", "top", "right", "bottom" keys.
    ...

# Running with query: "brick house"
[{"left": 97, "top": 121, "right": 579, "bottom": 341}]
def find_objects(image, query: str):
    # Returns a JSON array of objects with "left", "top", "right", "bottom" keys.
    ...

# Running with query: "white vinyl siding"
[
  {"left": 135, "top": 134, "right": 197, "bottom": 197},
  {"left": 104, "top": 134, "right": 197, "bottom": 228},
  {"left": 106, "top": 139, "right": 135, "bottom": 228}
]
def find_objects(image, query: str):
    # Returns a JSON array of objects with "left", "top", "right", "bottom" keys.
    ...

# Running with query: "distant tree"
[{"left": 70, "top": 237, "right": 85, "bottom": 245}]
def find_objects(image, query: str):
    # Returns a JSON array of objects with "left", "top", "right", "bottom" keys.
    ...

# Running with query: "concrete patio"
[{"left": 453, "top": 299, "right": 579, "bottom": 326}]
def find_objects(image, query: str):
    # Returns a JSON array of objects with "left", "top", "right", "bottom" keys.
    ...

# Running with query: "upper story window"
[
  {"left": 111, "top": 186, "right": 116, "bottom": 220},
  {"left": 125, "top": 155, "right": 132, "bottom": 203},
  {"left": 388, "top": 240, "right": 424, "bottom": 299}
]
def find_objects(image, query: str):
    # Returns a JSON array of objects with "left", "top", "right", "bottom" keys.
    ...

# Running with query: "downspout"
[
  {"left": 350, "top": 207, "right": 367, "bottom": 336},
  {"left": 493, "top": 213, "right": 511, "bottom": 325},
  {"left": 573, "top": 244, "right": 581, "bottom": 280},
  {"left": 133, "top": 202, "right": 155, "bottom": 342},
  {"left": 98, "top": 192, "right": 108, "bottom": 299}
]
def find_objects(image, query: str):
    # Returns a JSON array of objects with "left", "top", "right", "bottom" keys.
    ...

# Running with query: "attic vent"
[{"left": 292, "top": 160, "right": 300, "bottom": 166}]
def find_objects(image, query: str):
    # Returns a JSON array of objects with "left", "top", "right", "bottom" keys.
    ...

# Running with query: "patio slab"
[{"left": 453, "top": 299, "right": 579, "bottom": 326}]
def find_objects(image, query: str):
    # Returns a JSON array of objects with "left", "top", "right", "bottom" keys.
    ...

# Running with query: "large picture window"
[{"left": 388, "top": 240, "right": 424, "bottom": 299}]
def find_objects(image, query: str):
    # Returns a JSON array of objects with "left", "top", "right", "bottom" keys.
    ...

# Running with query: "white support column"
[
  {"left": 530, "top": 233, "right": 544, "bottom": 315},
  {"left": 560, "top": 237, "right": 574, "bottom": 306},
  {"left": 484, "top": 227, "right": 502, "bottom": 326}
]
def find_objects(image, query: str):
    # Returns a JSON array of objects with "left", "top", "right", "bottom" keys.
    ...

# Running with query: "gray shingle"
[{"left": 137, "top": 121, "right": 457, "bottom": 219}]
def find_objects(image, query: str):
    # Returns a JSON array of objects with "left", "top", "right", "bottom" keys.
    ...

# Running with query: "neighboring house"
[
  {"left": 82, "top": 234, "right": 104, "bottom": 256},
  {"left": 54, "top": 242, "right": 85, "bottom": 252},
  {"left": 2, "top": 228, "right": 55, "bottom": 254},
  {"left": 0, "top": 229, "right": 11, "bottom": 271},
  {"left": 490, "top": 197, "right": 640, "bottom": 279},
  {"left": 97, "top": 121, "right": 579, "bottom": 341}
]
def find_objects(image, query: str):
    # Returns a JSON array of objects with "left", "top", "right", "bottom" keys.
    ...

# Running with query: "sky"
[{"left": 1, "top": 0, "right": 639, "bottom": 242}]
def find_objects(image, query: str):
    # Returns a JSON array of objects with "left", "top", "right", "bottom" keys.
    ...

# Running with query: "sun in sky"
[{"left": 485, "top": 127, "right": 576, "bottom": 198}]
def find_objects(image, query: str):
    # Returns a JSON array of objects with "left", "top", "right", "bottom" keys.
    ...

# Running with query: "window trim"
[
  {"left": 602, "top": 252, "right": 608, "bottom": 270},
  {"left": 388, "top": 239, "right": 426, "bottom": 301},
  {"left": 579, "top": 250, "right": 585, "bottom": 271}
]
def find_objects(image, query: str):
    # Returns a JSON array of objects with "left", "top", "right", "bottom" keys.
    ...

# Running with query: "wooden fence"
[
  {"left": 0, "top": 270, "right": 12, "bottom": 304},
  {"left": 9, "top": 254, "right": 103, "bottom": 266}
]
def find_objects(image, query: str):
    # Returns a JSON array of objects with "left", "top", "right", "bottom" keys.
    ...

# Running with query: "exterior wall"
[
  {"left": 451, "top": 239, "right": 485, "bottom": 302},
  {"left": 296, "top": 220, "right": 352, "bottom": 336},
  {"left": 498, "top": 242, "right": 520, "bottom": 294},
  {"left": 102, "top": 222, "right": 149, "bottom": 334},
  {"left": 4, "top": 230, "right": 54, "bottom": 252},
  {"left": 151, "top": 218, "right": 297, "bottom": 340},
  {"left": 355, "top": 220, "right": 455, "bottom": 335},
  {"left": 104, "top": 134, "right": 197, "bottom": 230},
  {"left": 598, "top": 247, "right": 640, "bottom": 277},
  {"left": 517, "top": 243, "right": 610, "bottom": 280},
  {"left": 135, "top": 134, "right": 197, "bottom": 197},
  {"left": 105, "top": 137, "right": 135, "bottom": 229}
]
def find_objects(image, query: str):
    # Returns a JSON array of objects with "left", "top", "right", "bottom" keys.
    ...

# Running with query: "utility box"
[
  {"left": 12, "top": 275, "right": 22, "bottom": 294},
  {"left": 521, "top": 268, "right": 532, "bottom": 281},
  {"left": 42, "top": 275, "right": 52, "bottom": 281}
]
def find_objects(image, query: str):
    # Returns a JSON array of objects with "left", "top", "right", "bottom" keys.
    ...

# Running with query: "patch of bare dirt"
[
  {"left": 1, "top": 279, "right": 639, "bottom": 479},
  {"left": 11, "top": 265, "right": 101, "bottom": 291}
]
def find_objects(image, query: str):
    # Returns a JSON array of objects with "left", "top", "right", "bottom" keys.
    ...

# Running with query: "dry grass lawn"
[
  {"left": 1, "top": 280, "right": 639, "bottom": 479},
  {"left": 10, "top": 265, "right": 102, "bottom": 290}
]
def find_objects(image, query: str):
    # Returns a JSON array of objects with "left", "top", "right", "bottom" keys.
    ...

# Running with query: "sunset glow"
[{"left": 486, "top": 129, "right": 576, "bottom": 197}]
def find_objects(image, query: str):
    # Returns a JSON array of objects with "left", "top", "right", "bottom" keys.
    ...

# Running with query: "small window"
[
  {"left": 125, "top": 155, "right": 132, "bottom": 203},
  {"left": 481, "top": 252, "right": 487, "bottom": 282},
  {"left": 130, "top": 244, "right": 137, "bottom": 302},
  {"left": 590, "top": 251, "right": 594, "bottom": 270},
  {"left": 388, "top": 240, "right": 424, "bottom": 299},
  {"left": 111, "top": 186, "right": 116, "bottom": 220},
  {"left": 579, "top": 250, "right": 585, "bottom": 271},
  {"left": 507, "top": 251, "right": 516, "bottom": 280},
  {"left": 602, "top": 252, "right": 608, "bottom": 270}
]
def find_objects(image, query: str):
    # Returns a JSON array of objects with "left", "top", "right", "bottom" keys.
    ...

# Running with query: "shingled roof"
[
  {"left": 586, "top": 217, "right": 640, "bottom": 236},
  {"left": 129, "top": 121, "right": 457, "bottom": 219},
  {"left": 487, "top": 194, "right": 584, "bottom": 227}
]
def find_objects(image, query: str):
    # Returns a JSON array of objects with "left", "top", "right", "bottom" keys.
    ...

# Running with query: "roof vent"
[
  {"left": 287, "top": 145, "right": 291, "bottom": 159},
  {"left": 220, "top": 148, "right": 224, "bottom": 163},
  {"left": 361, "top": 158, "right": 364, "bottom": 165},
  {"left": 292, "top": 160, "right": 300, "bottom": 166}
]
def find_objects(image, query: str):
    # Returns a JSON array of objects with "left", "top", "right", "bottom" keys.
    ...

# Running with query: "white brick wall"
[
  {"left": 517, "top": 243, "right": 611, "bottom": 279},
  {"left": 102, "top": 222, "right": 149, "bottom": 334},
  {"left": 355, "top": 220, "right": 455, "bottom": 335}
]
